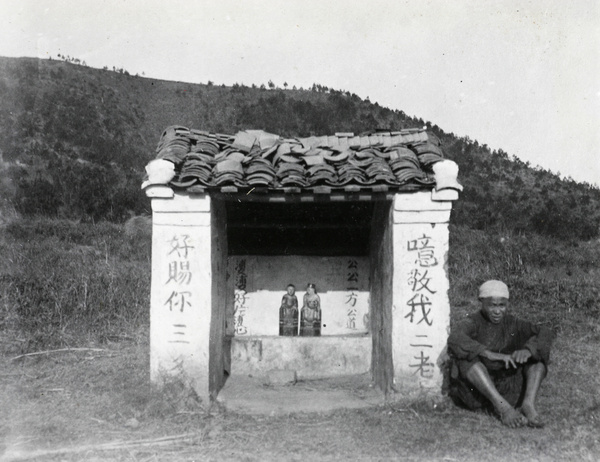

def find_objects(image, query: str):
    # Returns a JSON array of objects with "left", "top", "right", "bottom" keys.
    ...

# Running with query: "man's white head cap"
[{"left": 478, "top": 280, "right": 509, "bottom": 299}]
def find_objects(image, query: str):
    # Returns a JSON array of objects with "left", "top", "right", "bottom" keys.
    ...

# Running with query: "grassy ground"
[
  {"left": 1, "top": 218, "right": 599, "bottom": 461},
  {"left": 1, "top": 333, "right": 599, "bottom": 461}
]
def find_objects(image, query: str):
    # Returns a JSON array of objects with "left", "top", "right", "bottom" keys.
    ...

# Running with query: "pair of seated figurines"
[{"left": 279, "top": 283, "right": 321, "bottom": 336}]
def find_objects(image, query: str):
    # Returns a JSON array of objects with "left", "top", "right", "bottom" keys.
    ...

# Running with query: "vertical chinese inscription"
[
  {"left": 345, "top": 259, "right": 359, "bottom": 330},
  {"left": 165, "top": 234, "right": 194, "bottom": 344},
  {"left": 408, "top": 334, "right": 434, "bottom": 378},
  {"left": 234, "top": 259, "right": 248, "bottom": 335},
  {"left": 405, "top": 234, "right": 438, "bottom": 377}
]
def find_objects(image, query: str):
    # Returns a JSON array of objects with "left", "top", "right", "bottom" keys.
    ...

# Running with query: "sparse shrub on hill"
[
  {"left": 0, "top": 57, "right": 599, "bottom": 240},
  {"left": 14, "top": 160, "right": 147, "bottom": 221},
  {"left": 440, "top": 135, "right": 600, "bottom": 241}
]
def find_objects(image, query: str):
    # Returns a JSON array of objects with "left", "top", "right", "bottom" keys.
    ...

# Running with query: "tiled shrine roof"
[{"left": 147, "top": 126, "right": 449, "bottom": 194}]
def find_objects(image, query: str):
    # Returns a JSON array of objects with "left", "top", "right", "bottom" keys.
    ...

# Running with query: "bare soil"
[{"left": 1, "top": 332, "right": 599, "bottom": 462}]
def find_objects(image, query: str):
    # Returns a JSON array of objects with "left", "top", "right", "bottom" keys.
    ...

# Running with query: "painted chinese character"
[
  {"left": 168, "top": 324, "right": 190, "bottom": 344},
  {"left": 234, "top": 290, "right": 247, "bottom": 308},
  {"left": 167, "top": 235, "right": 194, "bottom": 259},
  {"left": 346, "top": 291, "right": 358, "bottom": 307},
  {"left": 235, "top": 273, "right": 247, "bottom": 291},
  {"left": 407, "top": 269, "right": 436, "bottom": 294},
  {"left": 409, "top": 350, "right": 435, "bottom": 378},
  {"left": 235, "top": 259, "right": 246, "bottom": 274},
  {"left": 347, "top": 271, "right": 359, "bottom": 283},
  {"left": 410, "top": 334, "right": 433, "bottom": 349},
  {"left": 347, "top": 308, "right": 357, "bottom": 329},
  {"left": 405, "top": 293, "right": 433, "bottom": 325},
  {"left": 235, "top": 313, "right": 247, "bottom": 335},
  {"left": 234, "top": 259, "right": 248, "bottom": 291},
  {"left": 416, "top": 249, "right": 438, "bottom": 268},
  {"left": 407, "top": 234, "right": 434, "bottom": 252},
  {"left": 166, "top": 261, "right": 192, "bottom": 285},
  {"left": 164, "top": 290, "right": 192, "bottom": 312}
]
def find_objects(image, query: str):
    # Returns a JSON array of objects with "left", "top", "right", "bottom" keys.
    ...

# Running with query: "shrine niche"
[{"left": 143, "top": 127, "right": 461, "bottom": 404}]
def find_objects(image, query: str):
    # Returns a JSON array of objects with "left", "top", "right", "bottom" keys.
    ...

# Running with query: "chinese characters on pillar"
[
  {"left": 164, "top": 234, "right": 194, "bottom": 344},
  {"left": 234, "top": 259, "right": 248, "bottom": 335},
  {"left": 405, "top": 234, "right": 438, "bottom": 378},
  {"left": 409, "top": 334, "right": 434, "bottom": 378},
  {"left": 346, "top": 259, "right": 359, "bottom": 330}
]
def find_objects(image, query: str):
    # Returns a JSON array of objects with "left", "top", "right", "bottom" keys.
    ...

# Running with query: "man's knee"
[
  {"left": 524, "top": 360, "right": 547, "bottom": 378},
  {"left": 465, "top": 361, "right": 492, "bottom": 382}
]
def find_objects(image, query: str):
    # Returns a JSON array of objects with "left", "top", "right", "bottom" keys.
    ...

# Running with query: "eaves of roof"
[{"left": 147, "top": 127, "right": 446, "bottom": 195}]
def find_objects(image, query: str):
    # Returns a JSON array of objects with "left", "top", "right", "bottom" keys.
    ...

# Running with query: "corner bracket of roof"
[{"left": 432, "top": 160, "right": 463, "bottom": 198}]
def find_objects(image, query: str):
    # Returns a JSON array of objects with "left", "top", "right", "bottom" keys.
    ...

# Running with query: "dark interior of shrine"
[{"left": 225, "top": 200, "right": 376, "bottom": 256}]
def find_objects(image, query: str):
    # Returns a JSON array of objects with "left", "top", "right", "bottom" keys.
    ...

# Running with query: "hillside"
[{"left": 0, "top": 56, "right": 599, "bottom": 239}]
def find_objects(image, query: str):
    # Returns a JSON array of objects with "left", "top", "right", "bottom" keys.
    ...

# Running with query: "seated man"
[{"left": 447, "top": 280, "right": 554, "bottom": 428}]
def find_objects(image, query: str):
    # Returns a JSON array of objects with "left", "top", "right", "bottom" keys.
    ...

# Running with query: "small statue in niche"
[
  {"left": 279, "top": 284, "right": 299, "bottom": 336},
  {"left": 300, "top": 283, "right": 321, "bottom": 337}
]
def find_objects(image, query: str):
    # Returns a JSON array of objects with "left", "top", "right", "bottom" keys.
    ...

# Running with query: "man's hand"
[
  {"left": 498, "top": 353, "right": 517, "bottom": 369},
  {"left": 511, "top": 349, "right": 532, "bottom": 364},
  {"left": 481, "top": 351, "right": 517, "bottom": 368}
]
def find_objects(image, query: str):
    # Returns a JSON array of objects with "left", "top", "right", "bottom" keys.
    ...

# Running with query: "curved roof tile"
[{"left": 151, "top": 127, "right": 445, "bottom": 193}]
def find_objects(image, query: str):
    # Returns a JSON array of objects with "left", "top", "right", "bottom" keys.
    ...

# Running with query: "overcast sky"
[{"left": 1, "top": 0, "right": 598, "bottom": 186}]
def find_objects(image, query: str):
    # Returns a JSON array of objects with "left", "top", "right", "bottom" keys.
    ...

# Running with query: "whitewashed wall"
[{"left": 228, "top": 256, "right": 370, "bottom": 336}]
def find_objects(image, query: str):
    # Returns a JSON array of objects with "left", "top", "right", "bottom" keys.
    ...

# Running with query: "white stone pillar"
[
  {"left": 391, "top": 189, "right": 457, "bottom": 395},
  {"left": 146, "top": 186, "right": 213, "bottom": 402}
]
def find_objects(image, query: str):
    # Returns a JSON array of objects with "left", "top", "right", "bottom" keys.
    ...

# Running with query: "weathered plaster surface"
[
  {"left": 391, "top": 193, "right": 452, "bottom": 396},
  {"left": 230, "top": 335, "right": 371, "bottom": 379},
  {"left": 149, "top": 193, "right": 214, "bottom": 402}
]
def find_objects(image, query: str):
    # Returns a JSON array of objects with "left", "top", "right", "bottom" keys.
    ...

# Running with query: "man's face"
[
  {"left": 481, "top": 297, "right": 509, "bottom": 324},
  {"left": 287, "top": 286, "right": 295, "bottom": 295}
]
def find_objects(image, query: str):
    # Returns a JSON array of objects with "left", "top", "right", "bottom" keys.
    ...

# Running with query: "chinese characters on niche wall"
[
  {"left": 228, "top": 256, "right": 369, "bottom": 336},
  {"left": 164, "top": 234, "right": 195, "bottom": 344},
  {"left": 346, "top": 259, "right": 359, "bottom": 330},
  {"left": 234, "top": 259, "right": 248, "bottom": 335},
  {"left": 405, "top": 234, "right": 438, "bottom": 378}
]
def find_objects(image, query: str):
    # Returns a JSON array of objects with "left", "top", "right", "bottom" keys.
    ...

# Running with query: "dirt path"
[{"left": 1, "top": 339, "right": 599, "bottom": 461}]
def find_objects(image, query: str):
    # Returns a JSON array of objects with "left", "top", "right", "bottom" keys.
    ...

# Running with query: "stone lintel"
[
  {"left": 394, "top": 191, "right": 453, "bottom": 212},
  {"left": 393, "top": 210, "right": 451, "bottom": 224},
  {"left": 431, "top": 188, "right": 459, "bottom": 202},
  {"left": 144, "top": 185, "right": 175, "bottom": 198},
  {"left": 152, "top": 212, "right": 211, "bottom": 227},
  {"left": 151, "top": 192, "right": 211, "bottom": 213},
  {"left": 393, "top": 191, "right": 454, "bottom": 224}
]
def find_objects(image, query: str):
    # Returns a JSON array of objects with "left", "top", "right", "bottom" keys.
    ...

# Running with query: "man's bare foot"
[
  {"left": 498, "top": 405, "right": 527, "bottom": 428},
  {"left": 520, "top": 403, "right": 545, "bottom": 428}
]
